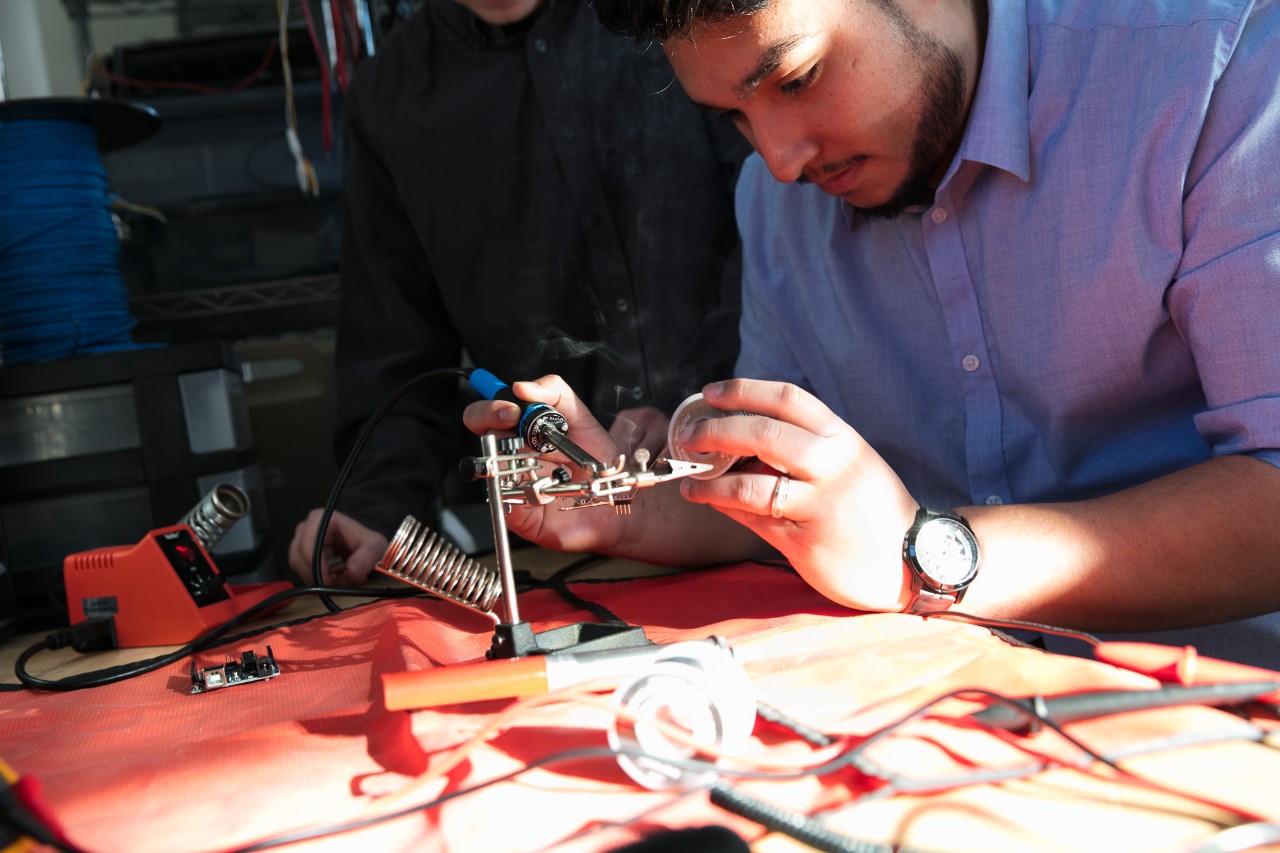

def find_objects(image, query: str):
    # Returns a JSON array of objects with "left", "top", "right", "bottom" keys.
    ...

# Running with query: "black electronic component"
[{"left": 190, "top": 646, "right": 280, "bottom": 694}]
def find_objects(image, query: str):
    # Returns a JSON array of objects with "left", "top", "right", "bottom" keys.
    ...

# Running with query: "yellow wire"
[{"left": 277, "top": 0, "right": 319, "bottom": 196}]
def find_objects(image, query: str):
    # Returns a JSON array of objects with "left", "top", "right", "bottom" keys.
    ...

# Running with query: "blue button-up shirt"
[{"left": 734, "top": 0, "right": 1280, "bottom": 664}]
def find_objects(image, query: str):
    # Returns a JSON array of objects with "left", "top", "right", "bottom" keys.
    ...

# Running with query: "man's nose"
[{"left": 750, "top": 115, "right": 820, "bottom": 184}]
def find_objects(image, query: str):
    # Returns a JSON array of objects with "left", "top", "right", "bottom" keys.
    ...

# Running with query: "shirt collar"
[
  {"left": 842, "top": 0, "right": 1031, "bottom": 226},
  {"left": 428, "top": 0, "right": 549, "bottom": 49},
  {"left": 948, "top": 0, "right": 1032, "bottom": 185}
]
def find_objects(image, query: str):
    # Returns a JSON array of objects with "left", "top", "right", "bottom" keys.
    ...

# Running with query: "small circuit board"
[{"left": 190, "top": 646, "right": 280, "bottom": 694}]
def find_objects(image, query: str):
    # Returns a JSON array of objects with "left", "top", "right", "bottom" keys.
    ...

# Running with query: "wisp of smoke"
[{"left": 536, "top": 329, "right": 608, "bottom": 361}]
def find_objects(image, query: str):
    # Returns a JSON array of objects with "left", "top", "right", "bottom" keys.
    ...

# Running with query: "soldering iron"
[{"left": 468, "top": 368, "right": 603, "bottom": 473}]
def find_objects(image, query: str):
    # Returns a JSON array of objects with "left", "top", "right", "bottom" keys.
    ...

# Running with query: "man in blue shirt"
[{"left": 465, "top": 0, "right": 1280, "bottom": 667}]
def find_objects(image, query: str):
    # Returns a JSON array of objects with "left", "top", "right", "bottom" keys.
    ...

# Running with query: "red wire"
[
  {"left": 95, "top": 40, "right": 279, "bottom": 96},
  {"left": 299, "top": 0, "right": 334, "bottom": 152}
]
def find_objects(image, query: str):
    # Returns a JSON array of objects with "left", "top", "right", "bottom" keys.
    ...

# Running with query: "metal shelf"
[
  {"left": 130, "top": 274, "right": 338, "bottom": 319},
  {"left": 129, "top": 273, "right": 340, "bottom": 341}
]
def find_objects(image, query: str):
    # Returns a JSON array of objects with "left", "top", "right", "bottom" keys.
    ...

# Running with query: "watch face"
[{"left": 914, "top": 517, "right": 979, "bottom": 588}]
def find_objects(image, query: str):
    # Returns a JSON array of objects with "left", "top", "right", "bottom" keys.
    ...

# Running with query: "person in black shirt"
[{"left": 288, "top": 0, "right": 748, "bottom": 584}]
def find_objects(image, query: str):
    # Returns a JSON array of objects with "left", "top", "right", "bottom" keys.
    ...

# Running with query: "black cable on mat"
[
  {"left": 30, "top": 680, "right": 1257, "bottom": 853},
  {"left": 755, "top": 700, "right": 836, "bottom": 748},
  {"left": 546, "top": 553, "right": 611, "bottom": 582},
  {"left": 927, "top": 610, "right": 1103, "bottom": 646},
  {"left": 533, "top": 554, "right": 630, "bottom": 624},
  {"left": 10, "top": 585, "right": 423, "bottom": 692},
  {"left": 310, "top": 367, "right": 472, "bottom": 611},
  {"left": 710, "top": 782, "right": 903, "bottom": 853}
]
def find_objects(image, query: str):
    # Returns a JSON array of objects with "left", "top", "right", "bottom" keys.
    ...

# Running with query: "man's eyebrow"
[{"left": 736, "top": 34, "right": 809, "bottom": 98}]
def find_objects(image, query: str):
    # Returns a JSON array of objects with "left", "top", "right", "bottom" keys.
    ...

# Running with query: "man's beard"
[{"left": 856, "top": 21, "right": 969, "bottom": 220}]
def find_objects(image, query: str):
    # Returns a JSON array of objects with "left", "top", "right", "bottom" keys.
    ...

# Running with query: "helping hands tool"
[
  {"left": 461, "top": 368, "right": 713, "bottom": 511},
  {"left": 373, "top": 369, "right": 713, "bottom": 658}
]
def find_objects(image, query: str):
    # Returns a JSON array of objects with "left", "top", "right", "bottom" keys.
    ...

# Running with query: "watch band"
[{"left": 905, "top": 587, "right": 959, "bottom": 615}]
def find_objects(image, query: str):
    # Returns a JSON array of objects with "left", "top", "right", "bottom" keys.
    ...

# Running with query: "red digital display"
[{"left": 155, "top": 528, "right": 230, "bottom": 606}]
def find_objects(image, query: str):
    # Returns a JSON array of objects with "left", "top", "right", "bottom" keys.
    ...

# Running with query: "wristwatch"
[{"left": 902, "top": 507, "right": 980, "bottom": 614}]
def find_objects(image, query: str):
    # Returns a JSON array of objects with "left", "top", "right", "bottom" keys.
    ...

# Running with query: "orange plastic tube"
[{"left": 383, "top": 657, "right": 550, "bottom": 711}]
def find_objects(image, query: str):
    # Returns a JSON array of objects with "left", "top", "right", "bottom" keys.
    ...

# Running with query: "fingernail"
[
  {"left": 498, "top": 406, "right": 518, "bottom": 426},
  {"left": 703, "top": 381, "right": 724, "bottom": 400}
]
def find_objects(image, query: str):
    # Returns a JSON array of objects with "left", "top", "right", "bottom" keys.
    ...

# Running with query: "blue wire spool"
[{"left": 0, "top": 98, "right": 160, "bottom": 366}]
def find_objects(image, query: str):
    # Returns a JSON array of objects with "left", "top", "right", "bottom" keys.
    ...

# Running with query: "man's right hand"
[
  {"left": 463, "top": 373, "right": 766, "bottom": 572},
  {"left": 462, "top": 374, "right": 638, "bottom": 556},
  {"left": 288, "top": 508, "right": 388, "bottom": 586}
]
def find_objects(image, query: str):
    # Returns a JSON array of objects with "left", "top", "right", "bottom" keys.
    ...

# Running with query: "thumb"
[{"left": 344, "top": 536, "right": 388, "bottom": 583}]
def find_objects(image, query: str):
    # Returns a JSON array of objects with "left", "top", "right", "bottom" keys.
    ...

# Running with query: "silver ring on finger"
[{"left": 770, "top": 474, "right": 790, "bottom": 519}]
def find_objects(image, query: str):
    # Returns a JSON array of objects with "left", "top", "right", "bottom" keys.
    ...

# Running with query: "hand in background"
[
  {"left": 288, "top": 508, "right": 389, "bottom": 586},
  {"left": 610, "top": 406, "right": 670, "bottom": 461}
]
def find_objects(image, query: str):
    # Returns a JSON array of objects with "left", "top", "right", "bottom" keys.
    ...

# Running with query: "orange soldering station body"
[{"left": 64, "top": 523, "right": 290, "bottom": 648}]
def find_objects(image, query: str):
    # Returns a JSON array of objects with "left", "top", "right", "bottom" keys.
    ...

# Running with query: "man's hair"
[{"left": 592, "top": 0, "right": 773, "bottom": 42}]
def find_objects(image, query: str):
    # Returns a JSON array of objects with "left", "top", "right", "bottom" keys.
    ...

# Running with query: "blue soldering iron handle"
[
  {"left": 468, "top": 367, "right": 552, "bottom": 423},
  {"left": 468, "top": 368, "right": 569, "bottom": 455},
  {"left": 469, "top": 368, "right": 513, "bottom": 404}
]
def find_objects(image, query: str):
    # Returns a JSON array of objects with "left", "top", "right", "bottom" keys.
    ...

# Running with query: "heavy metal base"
[{"left": 487, "top": 620, "right": 652, "bottom": 660}]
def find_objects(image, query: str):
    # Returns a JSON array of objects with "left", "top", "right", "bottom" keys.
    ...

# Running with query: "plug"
[
  {"left": 72, "top": 616, "right": 118, "bottom": 652},
  {"left": 46, "top": 617, "right": 119, "bottom": 653}
]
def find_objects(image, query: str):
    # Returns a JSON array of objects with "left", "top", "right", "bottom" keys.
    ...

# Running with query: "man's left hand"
[{"left": 676, "top": 378, "right": 920, "bottom": 611}]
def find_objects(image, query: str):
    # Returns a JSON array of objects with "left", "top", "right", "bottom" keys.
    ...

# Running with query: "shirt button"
[
  {"left": 616, "top": 298, "right": 630, "bottom": 312},
  {"left": 534, "top": 38, "right": 548, "bottom": 53},
  {"left": 632, "top": 385, "right": 645, "bottom": 399},
  {"left": 961, "top": 354, "right": 980, "bottom": 372},
  {"left": 930, "top": 207, "right": 948, "bottom": 224},
  {"left": 561, "top": 126, "right": 575, "bottom": 140},
  {"left": 985, "top": 495, "right": 1004, "bottom": 506}
]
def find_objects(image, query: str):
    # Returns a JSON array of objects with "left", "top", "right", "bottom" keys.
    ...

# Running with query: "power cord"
[
  {"left": 11, "top": 584, "right": 420, "bottom": 692},
  {"left": 309, "top": 367, "right": 471, "bottom": 611}
]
